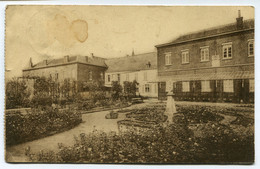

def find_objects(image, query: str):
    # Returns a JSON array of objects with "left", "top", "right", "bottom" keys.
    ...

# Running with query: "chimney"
[
  {"left": 85, "top": 56, "right": 89, "bottom": 62},
  {"left": 29, "top": 57, "right": 33, "bottom": 68},
  {"left": 64, "top": 55, "right": 69, "bottom": 63},
  {"left": 44, "top": 59, "right": 48, "bottom": 65},
  {"left": 91, "top": 53, "right": 94, "bottom": 58},
  {"left": 236, "top": 10, "right": 243, "bottom": 30},
  {"left": 132, "top": 49, "right": 135, "bottom": 56}
]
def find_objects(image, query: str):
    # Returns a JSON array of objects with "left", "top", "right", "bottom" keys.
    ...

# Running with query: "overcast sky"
[{"left": 5, "top": 6, "right": 254, "bottom": 78}]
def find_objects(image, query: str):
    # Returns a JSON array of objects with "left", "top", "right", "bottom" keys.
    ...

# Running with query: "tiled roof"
[
  {"left": 105, "top": 52, "right": 157, "bottom": 73},
  {"left": 25, "top": 55, "right": 107, "bottom": 70},
  {"left": 156, "top": 19, "right": 254, "bottom": 47}
]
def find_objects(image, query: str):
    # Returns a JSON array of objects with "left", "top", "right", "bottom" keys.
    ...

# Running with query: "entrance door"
[{"left": 158, "top": 82, "right": 166, "bottom": 100}]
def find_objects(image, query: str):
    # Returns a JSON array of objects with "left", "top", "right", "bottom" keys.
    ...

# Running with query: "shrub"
[{"left": 5, "top": 108, "right": 82, "bottom": 146}]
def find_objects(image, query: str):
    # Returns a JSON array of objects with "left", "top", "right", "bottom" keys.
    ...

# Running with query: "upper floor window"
[
  {"left": 222, "top": 42, "right": 232, "bottom": 59},
  {"left": 248, "top": 39, "right": 254, "bottom": 57},
  {"left": 165, "top": 52, "right": 172, "bottom": 65},
  {"left": 144, "top": 72, "right": 147, "bottom": 81},
  {"left": 200, "top": 46, "right": 209, "bottom": 62},
  {"left": 135, "top": 73, "right": 138, "bottom": 81},
  {"left": 108, "top": 75, "right": 110, "bottom": 82},
  {"left": 181, "top": 50, "right": 189, "bottom": 64},
  {"left": 89, "top": 71, "right": 92, "bottom": 81},
  {"left": 100, "top": 72, "right": 104, "bottom": 79}
]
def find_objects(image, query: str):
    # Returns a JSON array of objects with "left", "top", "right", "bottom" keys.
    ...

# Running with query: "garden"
[
  {"left": 5, "top": 107, "right": 82, "bottom": 146},
  {"left": 25, "top": 103, "right": 254, "bottom": 163}
]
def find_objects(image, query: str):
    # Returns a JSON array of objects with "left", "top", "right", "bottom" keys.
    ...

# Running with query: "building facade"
[
  {"left": 156, "top": 14, "right": 254, "bottom": 103},
  {"left": 23, "top": 55, "right": 108, "bottom": 92},
  {"left": 105, "top": 52, "right": 158, "bottom": 98}
]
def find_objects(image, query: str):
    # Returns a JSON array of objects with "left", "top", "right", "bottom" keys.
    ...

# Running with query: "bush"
[
  {"left": 105, "top": 111, "right": 118, "bottom": 119},
  {"left": 5, "top": 108, "right": 82, "bottom": 146},
  {"left": 25, "top": 104, "right": 254, "bottom": 163}
]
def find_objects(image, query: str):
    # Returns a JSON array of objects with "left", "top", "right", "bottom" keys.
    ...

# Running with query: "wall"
[
  {"left": 105, "top": 69, "right": 158, "bottom": 98},
  {"left": 23, "top": 64, "right": 78, "bottom": 82},
  {"left": 157, "top": 30, "right": 254, "bottom": 75}
]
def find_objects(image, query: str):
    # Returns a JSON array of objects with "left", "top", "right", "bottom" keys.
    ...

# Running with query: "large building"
[
  {"left": 156, "top": 12, "right": 254, "bottom": 103},
  {"left": 23, "top": 54, "right": 108, "bottom": 91},
  {"left": 105, "top": 52, "right": 158, "bottom": 98}
]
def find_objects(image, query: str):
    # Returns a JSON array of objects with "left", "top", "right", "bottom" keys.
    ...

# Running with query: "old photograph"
[{"left": 4, "top": 6, "right": 254, "bottom": 163}]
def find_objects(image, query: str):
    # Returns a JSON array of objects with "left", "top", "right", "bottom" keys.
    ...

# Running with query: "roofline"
[
  {"left": 106, "top": 52, "right": 156, "bottom": 60},
  {"left": 155, "top": 28, "right": 254, "bottom": 48},
  {"left": 23, "top": 61, "right": 107, "bottom": 71},
  {"left": 106, "top": 68, "right": 157, "bottom": 74}
]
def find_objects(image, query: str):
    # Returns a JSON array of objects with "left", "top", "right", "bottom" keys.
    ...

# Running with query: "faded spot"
[
  {"left": 47, "top": 14, "right": 75, "bottom": 47},
  {"left": 71, "top": 19, "right": 88, "bottom": 43}
]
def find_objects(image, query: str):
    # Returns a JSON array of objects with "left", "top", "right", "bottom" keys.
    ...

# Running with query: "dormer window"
[{"left": 248, "top": 39, "right": 254, "bottom": 57}]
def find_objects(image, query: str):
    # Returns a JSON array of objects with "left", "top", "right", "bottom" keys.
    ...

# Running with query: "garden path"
[{"left": 5, "top": 102, "right": 150, "bottom": 162}]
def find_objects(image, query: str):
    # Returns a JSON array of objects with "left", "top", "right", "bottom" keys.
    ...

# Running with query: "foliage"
[
  {"left": 111, "top": 81, "right": 123, "bottom": 101},
  {"left": 25, "top": 104, "right": 254, "bottom": 163},
  {"left": 5, "top": 78, "right": 31, "bottom": 109},
  {"left": 5, "top": 108, "right": 82, "bottom": 146},
  {"left": 123, "top": 80, "right": 138, "bottom": 100}
]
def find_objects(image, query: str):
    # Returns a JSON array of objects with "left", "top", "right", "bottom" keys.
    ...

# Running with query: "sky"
[{"left": 5, "top": 6, "right": 254, "bottom": 79}]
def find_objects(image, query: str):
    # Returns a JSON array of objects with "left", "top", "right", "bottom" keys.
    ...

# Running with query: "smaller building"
[
  {"left": 23, "top": 54, "right": 108, "bottom": 92},
  {"left": 105, "top": 52, "right": 158, "bottom": 98}
]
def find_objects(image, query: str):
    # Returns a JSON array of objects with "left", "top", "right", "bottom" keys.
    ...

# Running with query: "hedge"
[{"left": 5, "top": 108, "right": 82, "bottom": 146}]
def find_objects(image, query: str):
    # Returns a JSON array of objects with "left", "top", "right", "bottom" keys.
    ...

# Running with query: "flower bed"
[
  {"left": 25, "top": 103, "right": 254, "bottom": 163},
  {"left": 5, "top": 108, "right": 82, "bottom": 146}
]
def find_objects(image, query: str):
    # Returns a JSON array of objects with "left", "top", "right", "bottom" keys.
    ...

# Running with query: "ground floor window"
[
  {"left": 249, "top": 79, "right": 254, "bottom": 92},
  {"left": 201, "top": 80, "right": 211, "bottom": 92},
  {"left": 182, "top": 81, "right": 190, "bottom": 92},
  {"left": 223, "top": 79, "right": 234, "bottom": 92},
  {"left": 145, "top": 84, "right": 150, "bottom": 93}
]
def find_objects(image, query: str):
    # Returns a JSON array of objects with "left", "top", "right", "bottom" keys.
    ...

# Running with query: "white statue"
[{"left": 165, "top": 90, "right": 176, "bottom": 124}]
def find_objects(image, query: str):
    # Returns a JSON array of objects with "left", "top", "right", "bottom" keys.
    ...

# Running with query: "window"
[
  {"left": 181, "top": 50, "right": 189, "bottom": 64},
  {"left": 100, "top": 72, "right": 104, "bottom": 79},
  {"left": 182, "top": 81, "right": 190, "bottom": 92},
  {"left": 126, "top": 73, "right": 129, "bottom": 81},
  {"left": 135, "top": 73, "right": 138, "bottom": 81},
  {"left": 144, "top": 72, "right": 147, "bottom": 81},
  {"left": 117, "top": 74, "right": 120, "bottom": 82},
  {"left": 248, "top": 39, "right": 254, "bottom": 57},
  {"left": 200, "top": 46, "right": 209, "bottom": 62},
  {"left": 249, "top": 79, "right": 254, "bottom": 92},
  {"left": 165, "top": 53, "right": 172, "bottom": 65},
  {"left": 201, "top": 80, "right": 211, "bottom": 92},
  {"left": 89, "top": 71, "right": 92, "bottom": 81},
  {"left": 108, "top": 75, "right": 110, "bottom": 82},
  {"left": 145, "top": 84, "right": 150, "bottom": 93},
  {"left": 223, "top": 80, "right": 234, "bottom": 92},
  {"left": 222, "top": 42, "right": 232, "bottom": 59}
]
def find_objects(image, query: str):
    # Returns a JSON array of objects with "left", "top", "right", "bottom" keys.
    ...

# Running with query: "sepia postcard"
[{"left": 4, "top": 5, "right": 254, "bottom": 164}]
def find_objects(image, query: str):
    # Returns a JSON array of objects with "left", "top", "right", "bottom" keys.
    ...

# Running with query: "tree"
[
  {"left": 111, "top": 81, "right": 123, "bottom": 101},
  {"left": 123, "top": 80, "right": 138, "bottom": 100},
  {"left": 5, "top": 78, "right": 30, "bottom": 109}
]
